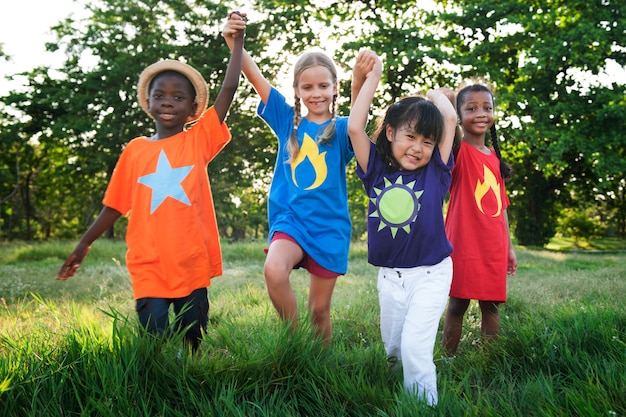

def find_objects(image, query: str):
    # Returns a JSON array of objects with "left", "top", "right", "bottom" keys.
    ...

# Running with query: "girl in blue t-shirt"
[
  {"left": 223, "top": 12, "right": 356, "bottom": 343},
  {"left": 348, "top": 50, "right": 457, "bottom": 406}
]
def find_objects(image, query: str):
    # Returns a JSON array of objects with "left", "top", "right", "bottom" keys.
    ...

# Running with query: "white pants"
[{"left": 377, "top": 257, "right": 453, "bottom": 406}]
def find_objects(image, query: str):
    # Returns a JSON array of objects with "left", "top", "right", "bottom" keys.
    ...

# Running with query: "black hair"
[
  {"left": 372, "top": 96, "right": 443, "bottom": 170},
  {"left": 456, "top": 84, "right": 512, "bottom": 180}
]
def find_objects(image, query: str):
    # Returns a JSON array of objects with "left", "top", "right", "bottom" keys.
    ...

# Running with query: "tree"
[
  {"left": 1, "top": 0, "right": 624, "bottom": 244},
  {"left": 435, "top": 0, "right": 626, "bottom": 244},
  {"left": 0, "top": 0, "right": 278, "bottom": 240}
]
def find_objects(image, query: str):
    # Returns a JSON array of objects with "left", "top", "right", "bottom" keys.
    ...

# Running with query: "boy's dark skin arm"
[
  {"left": 214, "top": 13, "right": 245, "bottom": 123},
  {"left": 57, "top": 206, "right": 122, "bottom": 279}
]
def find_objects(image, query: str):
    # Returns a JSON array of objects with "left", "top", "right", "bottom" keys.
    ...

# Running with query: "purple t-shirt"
[{"left": 357, "top": 141, "right": 453, "bottom": 268}]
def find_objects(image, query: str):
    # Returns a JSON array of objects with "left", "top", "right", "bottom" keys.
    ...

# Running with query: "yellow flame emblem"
[
  {"left": 474, "top": 165, "right": 502, "bottom": 217},
  {"left": 291, "top": 134, "right": 328, "bottom": 190}
]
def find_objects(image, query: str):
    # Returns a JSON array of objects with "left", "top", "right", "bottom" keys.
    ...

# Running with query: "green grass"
[
  {"left": 1, "top": 239, "right": 625, "bottom": 416},
  {"left": 543, "top": 236, "right": 626, "bottom": 251}
]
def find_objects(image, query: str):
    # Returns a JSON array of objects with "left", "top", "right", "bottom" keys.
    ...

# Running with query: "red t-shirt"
[
  {"left": 103, "top": 107, "right": 230, "bottom": 299},
  {"left": 445, "top": 142, "right": 510, "bottom": 301}
]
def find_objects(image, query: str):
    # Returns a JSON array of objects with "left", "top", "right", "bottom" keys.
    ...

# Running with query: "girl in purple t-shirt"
[{"left": 348, "top": 50, "right": 457, "bottom": 406}]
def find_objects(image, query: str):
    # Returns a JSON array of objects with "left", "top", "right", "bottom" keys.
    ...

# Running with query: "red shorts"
[{"left": 266, "top": 232, "right": 340, "bottom": 279}]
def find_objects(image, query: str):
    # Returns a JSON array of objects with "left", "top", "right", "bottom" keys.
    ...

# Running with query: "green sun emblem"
[{"left": 370, "top": 176, "right": 423, "bottom": 238}]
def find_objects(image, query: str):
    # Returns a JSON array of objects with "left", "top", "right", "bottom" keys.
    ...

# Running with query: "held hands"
[
  {"left": 223, "top": 11, "right": 247, "bottom": 40},
  {"left": 351, "top": 50, "right": 382, "bottom": 103},
  {"left": 439, "top": 87, "right": 456, "bottom": 108},
  {"left": 56, "top": 245, "right": 90, "bottom": 280},
  {"left": 352, "top": 51, "right": 382, "bottom": 90},
  {"left": 426, "top": 88, "right": 457, "bottom": 119},
  {"left": 354, "top": 50, "right": 382, "bottom": 80},
  {"left": 427, "top": 88, "right": 455, "bottom": 105}
]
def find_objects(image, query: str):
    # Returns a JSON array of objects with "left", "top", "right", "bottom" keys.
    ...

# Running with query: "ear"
[
  {"left": 386, "top": 125, "right": 394, "bottom": 142},
  {"left": 293, "top": 86, "right": 300, "bottom": 100},
  {"left": 333, "top": 81, "right": 338, "bottom": 96}
]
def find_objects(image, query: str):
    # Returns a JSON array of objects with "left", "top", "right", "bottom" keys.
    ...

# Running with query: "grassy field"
[{"left": 0, "top": 239, "right": 625, "bottom": 416}]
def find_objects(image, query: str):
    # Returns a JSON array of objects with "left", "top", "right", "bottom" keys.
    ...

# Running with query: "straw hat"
[{"left": 137, "top": 59, "right": 209, "bottom": 123}]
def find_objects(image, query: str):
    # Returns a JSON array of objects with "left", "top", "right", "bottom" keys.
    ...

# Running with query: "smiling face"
[
  {"left": 458, "top": 90, "right": 494, "bottom": 140},
  {"left": 293, "top": 65, "right": 337, "bottom": 123},
  {"left": 387, "top": 123, "right": 435, "bottom": 171},
  {"left": 147, "top": 71, "right": 197, "bottom": 137}
]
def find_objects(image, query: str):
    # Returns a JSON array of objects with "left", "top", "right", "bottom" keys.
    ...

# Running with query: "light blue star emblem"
[{"left": 138, "top": 149, "right": 194, "bottom": 214}]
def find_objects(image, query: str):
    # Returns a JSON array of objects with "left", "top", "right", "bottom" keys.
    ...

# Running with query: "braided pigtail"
[
  {"left": 489, "top": 123, "right": 512, "bottom": 180},
  {"left": 317, "top": 94, "right": 337, "bottom": 145},
  {"left": 287, "top": 96, "right": 302, "bottom": 162}
]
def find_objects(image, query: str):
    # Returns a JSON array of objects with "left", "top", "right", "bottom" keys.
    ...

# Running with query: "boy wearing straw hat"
[{"left": 57, "top": 13, "right": 245, "bottom": 353}]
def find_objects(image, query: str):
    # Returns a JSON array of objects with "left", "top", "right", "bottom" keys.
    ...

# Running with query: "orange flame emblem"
[
  {"left": 291, "top": 134, "right": 328, "bottom": 190},
  {"left": 474, "top": 165, "right": 502, "bottom": 217}
]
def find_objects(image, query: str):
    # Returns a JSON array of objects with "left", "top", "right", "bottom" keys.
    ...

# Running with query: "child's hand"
[
  {"left": 354, "top": 50, "right": 381, "bottom": 82},
  {"left": 223, "top": 11, "right": 247, "bottom": 39},
  {"left": 352, "top": 50, "right": 382, "bottom": 102},
  {"left": 438, "top": 87, "right": 456, "bottom": 108},
  {"left": 507, "top": 248, "right": 517, "bottom": 275},
  {"left": 56, "top": 245, "right": 90, "bottom": 280}
]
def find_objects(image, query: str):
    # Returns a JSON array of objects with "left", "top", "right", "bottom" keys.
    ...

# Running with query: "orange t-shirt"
[{"left": 103, "top": 107, "right": 230, "bottom": 299}]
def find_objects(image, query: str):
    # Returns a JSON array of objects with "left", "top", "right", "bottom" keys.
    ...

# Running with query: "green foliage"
[
  {"left": 558, "top": 207, "right": 607, "bottom": 245},
  {"left": 0, "top": 0, "right": 625, "bottom": 244},
  {"left": 434, "top": 0, "right": 626, "bottom": 244}
]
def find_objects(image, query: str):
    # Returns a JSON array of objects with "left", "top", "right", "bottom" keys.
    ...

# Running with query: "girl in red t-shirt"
[{"left": 442, "top": 84, "right": 517, "bottom": 356}]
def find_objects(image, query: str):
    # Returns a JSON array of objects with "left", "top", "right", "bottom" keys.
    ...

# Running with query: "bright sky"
[
  {"left": 1, "top": 1, "right": 623, "bottom": 96},
  {"left": 0, "top": 0, "right": 86, "bottom": 94},
  {"left": 0, "top": 1, "right": 270, "bottom": 96}
]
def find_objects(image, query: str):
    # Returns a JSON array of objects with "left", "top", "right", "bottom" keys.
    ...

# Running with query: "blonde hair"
[{"left": 288, "top": 51, "right": 338, "bottom": 162}]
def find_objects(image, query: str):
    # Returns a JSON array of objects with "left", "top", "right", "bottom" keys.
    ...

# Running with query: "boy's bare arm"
[
  {"left": 222, "top": 12, "right": 272, "bottom": 104},
  {"left": 57, "top": 206, "right": 121, "bottom": 279},
  {"left": 214, "top": 12, "right": 246, "bottom": 123}
]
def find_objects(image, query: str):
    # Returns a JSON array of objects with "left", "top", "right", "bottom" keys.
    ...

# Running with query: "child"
[
  {"left": 442, "top": 83, "right": 517, "bottom": 356},
  {"left": 222, "top": 13, "right": 354, "bottom": 343},
  {"left": 56, "top": 16, "right": 246, "bottom": 352},
  {"left": 348, "top": 50, "right": 457, "bottom": 406}
]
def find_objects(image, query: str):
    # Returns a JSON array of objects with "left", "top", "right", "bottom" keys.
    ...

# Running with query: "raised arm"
[
  {"left": 426, "top": 88, "right": 457, "bottom": 165},
  {"left": 222, "top": 12, "right": 272, "bottom": 104},
  {"left": 444, "top": 90, "right": 463, "bottom": 156},
  {"left": 214, "top": 12, "right": 246, "bottom": 123},
  {"left": 351, "top": 51, "right": 371, "bottom": 105},
  {"left": 348, "top": 50, "right": 382, "bottom": 172}
]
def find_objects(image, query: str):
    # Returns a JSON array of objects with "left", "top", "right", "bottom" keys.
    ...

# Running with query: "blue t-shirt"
[
  {"left": 357, "top": 141, "right": 453, "bottom": 268},
  {"left": 258, "top": 88, "right": 354, "bottom": 274}
]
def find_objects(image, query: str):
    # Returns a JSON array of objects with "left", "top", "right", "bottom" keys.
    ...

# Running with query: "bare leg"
[
  {"left": 264, "top": 239, "right": 304, "bottom": 328},
  {"left": 479, "top": 300, "right": 501, "bottom": 342},
  {"left": 442, "top": 297, "right": 470, "bottom": 355},
  {"left": 307, "top": 274, "right": 337, "bottom": 344}
]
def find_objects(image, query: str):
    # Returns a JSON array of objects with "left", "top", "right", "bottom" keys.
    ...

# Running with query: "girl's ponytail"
[{"left": 489, "top": 123, "right": 512, "bottom": 180}]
